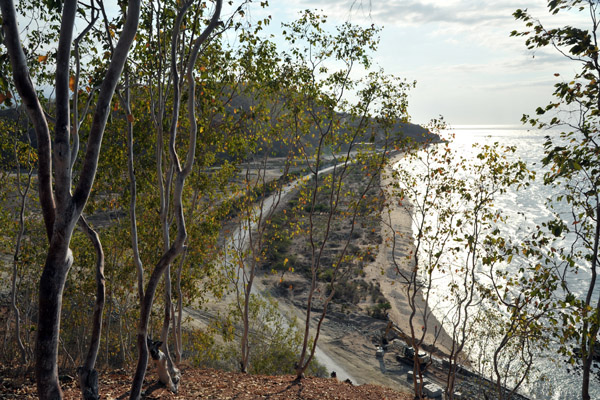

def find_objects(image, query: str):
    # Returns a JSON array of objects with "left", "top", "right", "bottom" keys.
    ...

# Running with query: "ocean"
[{"left": 401, "top": 125, "right": 600, "bottom": 400}]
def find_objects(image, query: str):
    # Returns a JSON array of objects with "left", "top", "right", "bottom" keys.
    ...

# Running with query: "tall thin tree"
[{"left": 0, "top": 0, "right": 140, "bottom": 398}]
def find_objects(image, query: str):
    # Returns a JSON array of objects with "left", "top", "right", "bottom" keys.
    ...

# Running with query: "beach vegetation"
[{"left": 191, "top": 294, "right": 327, "bottom": 377}]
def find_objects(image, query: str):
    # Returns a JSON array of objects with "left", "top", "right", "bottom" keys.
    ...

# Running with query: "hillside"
[
  {"left": 0, "top": 106, "right": 440, "bottom": 165},
  {"left": 0, "top": 364, "right": 412, "bottom": 399}
]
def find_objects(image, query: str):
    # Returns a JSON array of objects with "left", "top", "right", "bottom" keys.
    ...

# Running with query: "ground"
[
  {"left": 0, "top": 154, "right": 447, "bottom": 399},
  {"left": 182, "top": 153, "right": 451, "bottom": 396},
  {"left": 0, "top": 364, "right": 413, "bottom": 399}
]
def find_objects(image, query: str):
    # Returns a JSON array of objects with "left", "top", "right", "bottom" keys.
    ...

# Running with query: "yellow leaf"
[
  {"left": 69, "top": 76, "right": 76, "bottom": 91},
  {"left": 37, "top": 54, "right": 48, "bottom": 63}
]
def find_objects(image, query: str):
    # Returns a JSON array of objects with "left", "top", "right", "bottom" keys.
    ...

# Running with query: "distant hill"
[{"left": 0, "top": 102, "right": 440, "bottom": 166}]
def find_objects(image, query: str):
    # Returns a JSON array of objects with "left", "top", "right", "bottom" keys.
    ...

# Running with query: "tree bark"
[
  {"left": 36, "top": 242, "right": 73, "bottom": 400},
  {"left": 119, "top": 70, "right": 145, "bottom": 302},
  {"left": 130, "top": 250, "right": 182, "bottom": 400},
  {"left": 76, "top": 217, "right": 105, "bottom": 400}
]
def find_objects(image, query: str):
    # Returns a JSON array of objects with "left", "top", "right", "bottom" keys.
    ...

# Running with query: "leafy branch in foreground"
[{"left": 513, "top": 1, "right": 600, "bottom": 399}]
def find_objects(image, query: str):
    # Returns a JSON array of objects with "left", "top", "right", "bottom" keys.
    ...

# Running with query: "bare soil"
[
  {"left": 364, "top": 154, "right": 456, "bottom": 357},
  {"left": 0, "top": 364, "right": 413, "bottom": 399},
  {"left": 252, "top": 152, "right": 459, "bottom": 393}
]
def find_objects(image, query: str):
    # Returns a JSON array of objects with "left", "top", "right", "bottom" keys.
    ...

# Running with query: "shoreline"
[{"left": 364, "top": 151, "right": 456, "bottom": 358}]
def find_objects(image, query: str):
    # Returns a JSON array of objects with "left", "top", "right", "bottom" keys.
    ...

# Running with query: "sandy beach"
[{"left": 364, "top": 151, "right": 456, "bottom": 358}]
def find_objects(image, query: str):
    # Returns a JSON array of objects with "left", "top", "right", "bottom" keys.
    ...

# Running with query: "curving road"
[{"left": 222, "top": 162, "right": 358, "bottom": 382}]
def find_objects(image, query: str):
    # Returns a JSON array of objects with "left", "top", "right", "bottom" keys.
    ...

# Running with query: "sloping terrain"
[{"left": 0, "top": 364, "right": 413, "bottom": 399}]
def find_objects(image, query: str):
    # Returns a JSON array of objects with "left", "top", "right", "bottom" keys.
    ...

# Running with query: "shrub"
[{"left": 369, "top": 302, "right": 391, "bottom": 320}]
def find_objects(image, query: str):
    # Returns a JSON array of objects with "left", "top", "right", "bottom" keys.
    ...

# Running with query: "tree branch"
[
  {"left": 73, "top": 0, "right": 141, "bottom": 212},
  {"left": 0, "top": 0, "right": 55, "bottom": 238}
]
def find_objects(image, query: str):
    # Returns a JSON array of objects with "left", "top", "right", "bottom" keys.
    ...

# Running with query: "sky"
[
  {"left": 18, "top": 0, "right": 588, "bottom": 127},
  {"left": 243, "top": 0, "right": 590, "bottom": 127}
]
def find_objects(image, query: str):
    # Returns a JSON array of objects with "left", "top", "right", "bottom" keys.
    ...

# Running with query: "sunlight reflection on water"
[{"left": 402, "top": 126, "right": 599, "bottom": 400}]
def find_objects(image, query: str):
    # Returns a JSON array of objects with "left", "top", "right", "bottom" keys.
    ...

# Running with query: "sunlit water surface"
[{"left": 402, "top": 126, "right": 600, "bottom": 400}]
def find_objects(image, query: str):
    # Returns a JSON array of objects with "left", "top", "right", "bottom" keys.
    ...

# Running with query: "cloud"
[
  {"left": 369, "top": 1, "right": 515, "bottom": 25},
  {"left": 282, "top": 0, "right": 556, "bottom": 51},
  {"left": 289, "top": 0, "right": 547, "bottom": 26},
  {"left": 271, "top": 1, "right": 588, "bottom": 124},
  {"left": 274, "top": 1, "right": 587, "bottom": 52},
  {"left": 509, "top": 50, "right": 570, "bottom": 69},
  {"left": 476, "top": 78, "right": 558, "bottom": 91},
  {"left": 435, "top": 50, "right": 567, "bottom": 73}
]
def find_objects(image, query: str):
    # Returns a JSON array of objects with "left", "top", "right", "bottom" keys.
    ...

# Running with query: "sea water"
[{"left": 405, "top": 125, "right": 600, "bottom": 399}]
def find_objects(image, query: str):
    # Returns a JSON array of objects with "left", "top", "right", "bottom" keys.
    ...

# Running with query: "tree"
[
  {"left": 212, "top": 294, "right": 326, "bottom": 376},
  {"left": 0, "top": 0, "right": 140, "bottom": 398},
  {"left": 218, "top": 24, "right": 317, "bottom": 374},
  {"left": 0, "top": 113, "right": 44, "bottom": 367},
  {"left": 4, "top": 111, "right": 34, "bottom": 365},
  {"left": 388, "top": 134, "right": 534, "bottom": 399},
  {"left": 385, "top": 131, "right": 449, "bottom": 399},
  {"left": 268, "top": 11, "right": 416, "bottom": 380},
  {"left": 513, "top": 2, "right": 600, "bottom": 399},
  {"left": 127, "top": 0, "right": 226, "bottom": 398}
]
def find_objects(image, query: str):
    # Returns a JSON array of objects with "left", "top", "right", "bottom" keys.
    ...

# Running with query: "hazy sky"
[{"left": 248, "top": 0, "right": 589, "bottom": 126}]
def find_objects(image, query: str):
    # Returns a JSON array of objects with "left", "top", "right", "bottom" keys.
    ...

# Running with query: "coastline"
[
  {"left": 365, "top": 151, "right": 456, "bottom": 358},
  {"left": 194, "top": 149, "right": 456, "bottom": 395}
]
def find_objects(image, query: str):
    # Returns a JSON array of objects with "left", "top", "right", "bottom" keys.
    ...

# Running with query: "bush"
[
  {"left": 369, "top": 301, "right": 391, "bottom": 320},
  {"left": 190, "top": 295, "right": 327, "bottom": 377},
  {"left": 331, "top": 278, "right": 366, "bottom": 304},
  {"left": 369, "top": 282, "right": 384, "bottom": 301},
  {"left": 304, "top": 203, "right": 329, "bottom": 213},
  {"left": 318, "top": 268, "right": 334, "bottom": 282}
]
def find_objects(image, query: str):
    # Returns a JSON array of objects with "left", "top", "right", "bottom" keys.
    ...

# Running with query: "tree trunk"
[
  {"left": 36, "top": 244, "right": 73, "bottom": 400},
  {"left": 582, "top": 321, "right": 599, "bottom": 400},
  {"left": 174, "top": 253, "right": 186, "bottom": 363},
  {"left": 130, "top": 252, "right": 180, "bottom": 400},
  {"left": 76, "top": 216, "right": 105, "bottom": 400},
  {"left": 582, "top": 360, "right": 591, "bottom": 400},
  {"left": 160, "top": 266, "right": 180, "bottom": 384},
  {"left": 130, "top": 331, "right": 149, "bottom": 400},
  {"left": 582, "top": 203, "right": 600, "bottom": 400},
  {"left": 240, "top": 281, "right": 252, "bottom": 373},
  {"left": 122, "top": 71, "right": 145, "bottom": 302}
]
